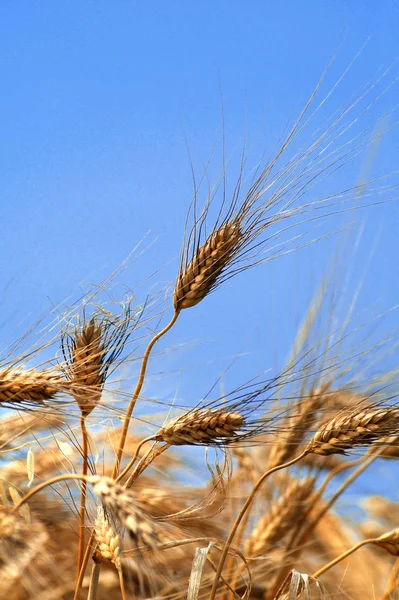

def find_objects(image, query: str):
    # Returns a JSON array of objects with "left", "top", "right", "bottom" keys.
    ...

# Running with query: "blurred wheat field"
[{"left": 2, "top": 56, "right": 399, "bottom": 600}]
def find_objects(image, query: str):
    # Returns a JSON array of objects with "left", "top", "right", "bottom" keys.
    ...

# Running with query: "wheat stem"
[
  {"left": 312, "top": 539, "right": 371, "bottom": 578},
  {"left": 117, "top": 566, "right": 128, "bottom": 600},
  {"left": 111, "top": 311, "right": 179, "bottom": 478},
  {"left": 77, "top": 415, "right": 89, "bottom": 578},
  {"left": 115, "top": 435, "right": 156, "bottom": 484},
  {"left": 125, "top": 442, "right": 170, "bottom": 488},
  {"left": 87, "top": 561, "right": 100, "bottom": 600},
  {"left": 12, "top": 474, "right": 91, "bottom": 512},
  {"left": 73, "top": 529, "right": 96, "bottom": 600},
  {"left": 208, "top": 450, "right": 308, "bottom": 600}
]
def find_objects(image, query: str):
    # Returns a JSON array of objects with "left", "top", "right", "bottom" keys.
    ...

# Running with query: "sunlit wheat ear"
[
  {"left": 62, "top": 317, "right": 105, "bottom": 416},
  {"left": 245, "top": 477, "right": 315, "bottom": 557},
  {"left": 94, "top": 507, "right": 121, "bottom": 566},
  {"left": 174, "top": 221, "right": 243, "bottom": 310},
  {"left": 0, "top": 367, "right": 63, "bottom": 408},
  {"left": 92, "top": 477, "right": 162, "bottom": 552},
  {"left": 154, "top": 408, "right": 245, "bottom": 445},
  {"left": 61, "top": 308, "right": 131, "bottom": 416},
  {"left": 305, "top": 406, "right": 399, "bottom": 456}
]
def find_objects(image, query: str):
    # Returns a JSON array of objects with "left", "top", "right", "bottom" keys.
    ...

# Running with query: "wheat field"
[{"left": 1, "top": 54, "right": 399, "bottom": 600}]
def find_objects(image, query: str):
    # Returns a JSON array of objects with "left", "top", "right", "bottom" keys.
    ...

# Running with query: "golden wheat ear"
[
  {"left": 92, "top": 477, "right": 164, "bottom": 552},
  {"left": 0, "top": 367, "right": 63, "bottom": 408},
  {"left": 154, "top": 408, "right": 245, "bottom": 446},
  {"left": 61, "top": 305, "right": 131, "bottom": 416},
  {"left": 94, "top": 507, "right": 121, "bottom": 566},
  {"left": 245, "top": 477, "right": 315, "bottom": 557},
  {"left": 174, "top": 221, "right": 242, "bottom": 310},
  {"left": 306, "top": 406, "right": 399, "bottom": 456}
]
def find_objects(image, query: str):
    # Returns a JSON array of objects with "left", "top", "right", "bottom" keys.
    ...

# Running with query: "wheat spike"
[
  {"left": 245, "top": 478, "right": 315, "bottom": 557},
  {"left": 154, "top": 408, "right": 245, "bottom": 445},
  {"left": 174, "top": 221, "right": 242, "bottom": 310},
  {"left": 94, "top": 507, "right": 121, "bottom": 565},
  {"left": 0, "top": 367, "right": 62, "bottom": 407},
  {"left": 306, "top": 407, "right": 399, "bottom": 456},
  {"left": 67, "top": 318, "right": 105, "bottom": 416},
  {"left": 92, "top": 477, "right": 163, "bottom": 552}
]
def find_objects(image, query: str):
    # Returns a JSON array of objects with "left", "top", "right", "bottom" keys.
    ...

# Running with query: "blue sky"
[{"left": 0, "top": 0, "right": 399, "bottom": 452}]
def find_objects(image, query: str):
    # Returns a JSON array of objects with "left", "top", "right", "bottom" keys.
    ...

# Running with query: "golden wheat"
[
  {"left": 174, "top": 222, "right": 242, "bottom": 310},
  {"left": 306, "top": 407, "right": 399, "bottom": 456},
  {"left": 154, "top": 408, "right": 245, "bottom": 445}
]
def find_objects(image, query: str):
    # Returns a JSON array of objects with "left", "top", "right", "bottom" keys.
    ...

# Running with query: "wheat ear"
[
  {"left": 154, "top": 408, "right": 245, "bottom": 445},
  {"left": 306, "top": 406, "right": 399, "bottom": 455},
  {"left": 66, "top": 317, "right": 106, "bottom": 416},
  {"left": 94, "top": 507, "right": 121, "bottom": 566},
  {"left": 0, "top": 367, "right": 62, "bottom": 407},
  {"left": 245, "top": 477, "right": 315, "bottom": 557},
  {"left": 174, "top": 222, "right": 242, "bottom": 310}
]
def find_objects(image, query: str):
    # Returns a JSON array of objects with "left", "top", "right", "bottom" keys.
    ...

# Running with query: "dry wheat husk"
[
  {"left": 0, "top": 367, "right": 63, "bottom": 407},
  {"left": 306, "top": 407, "right": 399, "bottom": 455},
  {"left": 154, "top": 408, "right": 245, "bottom": 445},
  {"left": 174, "top": 222, "right": 242, "bottom": 310}
]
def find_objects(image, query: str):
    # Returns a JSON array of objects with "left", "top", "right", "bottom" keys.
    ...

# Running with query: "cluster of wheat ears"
[{"left": 2, "top": 59, "right": 399, "bottom": 600}]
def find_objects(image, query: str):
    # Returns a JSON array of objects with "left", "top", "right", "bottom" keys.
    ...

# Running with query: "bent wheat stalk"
[
  {"left": 312, "top": 528, "right": 399, "bottom": 579},
  {"left": 208, "top": 449, "right": 309, "bottom": 600},
  {"left": 112, "top": 311, "right": 179, "bottom": 478}
]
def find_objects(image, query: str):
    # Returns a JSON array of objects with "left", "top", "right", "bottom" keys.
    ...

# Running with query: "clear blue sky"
[{"left": 0, "top": 1, "right": 398, "bottom": 436}]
